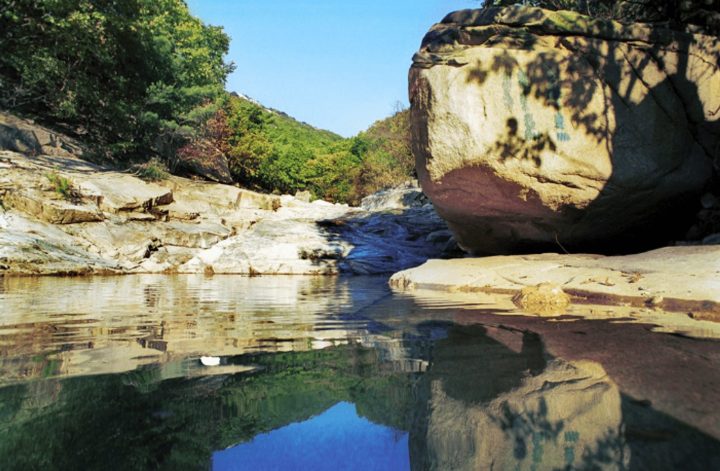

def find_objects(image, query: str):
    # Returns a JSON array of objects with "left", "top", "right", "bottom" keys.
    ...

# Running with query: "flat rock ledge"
[{"left": 390, "top": 246, "right": 720, "bottom": 319}]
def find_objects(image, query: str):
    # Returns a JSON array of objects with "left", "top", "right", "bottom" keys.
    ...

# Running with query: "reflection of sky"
[{"left": 212, "top": 402, "right": 410, "bottom": 471}]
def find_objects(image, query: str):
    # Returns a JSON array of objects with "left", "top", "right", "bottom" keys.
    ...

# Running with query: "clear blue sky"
[{"left": 186, "top": 0, "right": 476, "bottom": 137}]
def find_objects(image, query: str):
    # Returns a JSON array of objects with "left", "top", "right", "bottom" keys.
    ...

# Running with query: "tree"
[
  {"left": 479, "top": 1, "right": 720, "bottom": 35},
  {"left": 0, "top": 0, "right": 233, "bottom": 162}
]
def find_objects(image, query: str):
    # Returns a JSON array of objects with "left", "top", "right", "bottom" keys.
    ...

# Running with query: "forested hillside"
[
  {"left": 0, "top": 0, "right": 415, "bottom": 204},
  {"left": 180, "top": 95, "right": 413, "bottom": 204},
  {"left": 0, "top": 0, "right": 232, "bottom": 160}
]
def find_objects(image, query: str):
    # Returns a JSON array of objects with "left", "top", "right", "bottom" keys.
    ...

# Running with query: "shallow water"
[{"left": 0, "top": 275, "right": 719, "bottom": 470}]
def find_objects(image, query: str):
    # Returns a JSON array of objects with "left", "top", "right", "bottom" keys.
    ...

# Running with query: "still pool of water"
[{"left": 0, "top": 275, "right": 719, "bottom": 470}]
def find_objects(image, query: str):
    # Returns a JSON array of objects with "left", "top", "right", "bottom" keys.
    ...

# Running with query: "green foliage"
[
  {"left": 480, "top": 1, "right": 720, "bottom": 33},
  {"left": 224, "top": 95, "right": 364, "bottom": 203},
  {"left": 223, "top": 96, "right": 413, "bottom": 204},
  {"left": 0, "top": 2, "right": 415, "bottom": 202},
  {"left": 133, "top": 158, "right": 169, "bottom": 182},
  {"left": 45, "top": 172, "right": 78, "bottom": 201},
  {"left": 0, "top": 0, "right": 233, "bottom": 163},
  {"left": 353, "top": 109, "right": 414, "bottom": 198}
]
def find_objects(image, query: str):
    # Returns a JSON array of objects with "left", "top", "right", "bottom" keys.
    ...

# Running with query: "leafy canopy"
[
  {"left": 480, "top": 1, "right": 720, "bottom": 34},
  {"left": 219, "top": 95, "right": 413, "bottom": 204},
  {"left": 0, "top": 0, "right": 233, "bottom": 160}
]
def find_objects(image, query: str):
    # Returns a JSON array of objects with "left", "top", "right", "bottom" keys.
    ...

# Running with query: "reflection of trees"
[
  {"left": 0, "top": 345, "right": 419, "bottom": 470},
  {"left": 2, "top": 317, "right": 720, "bottom": 469}
]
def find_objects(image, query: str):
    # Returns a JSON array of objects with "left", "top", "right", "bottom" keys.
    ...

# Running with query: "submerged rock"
[
  {"left": 512, "top": 282, "right": 570, "bottom": 316},
  {"left": 410, "top": 6, "right": 719, "bottom": 254}
]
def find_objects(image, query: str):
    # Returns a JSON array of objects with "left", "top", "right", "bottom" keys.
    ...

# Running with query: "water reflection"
[
  {"left": 409, "top": 325, "right": 629, "bottom": 470},
  {"left": 0, "top": 275, "right": 389, "bottom": 384},
  {"left": 213, "top": 402, "right": 409, "bottom": 471},
  {"left": 0, "top": 276, "right": 719, "bottom": 470},
  {"left": 0, "top": 344, "right": 419, "bottom": 470}
]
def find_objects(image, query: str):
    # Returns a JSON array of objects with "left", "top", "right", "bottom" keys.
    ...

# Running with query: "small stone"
[
  {"left": 647, "top": 296, "right": 664, "bottom": 307},
  {"left": 294, "top": 190, "right": 312, "bottom": 203},
  {"left": 426, "top": 229, "right": 453, "bottom": 244},
  {"left": 512, "top": 283, "right": 571, "bottom": 316}
]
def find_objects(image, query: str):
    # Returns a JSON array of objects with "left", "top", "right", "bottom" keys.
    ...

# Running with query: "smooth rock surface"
[
  {"left": 0, "top": 212, "right": 118, "bottom": 275},
  {"left": 411, "top": 6, "right": 720, "bottom": 254},
  {"left": 77, "top": 174, "right": 174, "bottom": 213},
  {"left": 390, "top": 246, "right": 720, "bottom": 314},
  {"left": 179, "top": 219, "right": 349, "bottom": 275},
  {"left": 5, "top": 189, "right": 103, "bottom": 224},
  {"left": 360, "top": 181, "right": 428, "bottom": 211}
]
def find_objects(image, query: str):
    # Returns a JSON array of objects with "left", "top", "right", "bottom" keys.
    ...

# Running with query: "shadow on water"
[{"left": 422, "top": 7, "right": 720, "bottom": 254}]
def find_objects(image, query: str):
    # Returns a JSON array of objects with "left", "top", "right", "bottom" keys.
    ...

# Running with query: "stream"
[{"left": 0, "top": 275, "right": 719, "bottom": 470}]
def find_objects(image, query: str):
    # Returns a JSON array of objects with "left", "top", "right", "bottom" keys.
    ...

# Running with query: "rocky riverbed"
[
  {"left": 0, "top": 117, "right": 453, "bottom": 276},
  {"left": 1, "top": 109, "right": 719, "bottom": 325}
]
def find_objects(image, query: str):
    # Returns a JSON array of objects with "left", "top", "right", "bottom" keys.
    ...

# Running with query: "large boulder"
[{"left": 410, "top": 7, "right": 720, "bottom": 254}]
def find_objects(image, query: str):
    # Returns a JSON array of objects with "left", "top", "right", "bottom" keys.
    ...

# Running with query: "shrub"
[
  {"left": 46, "top": 172, "right": 80, "bottom": 202},
  {"left": 133, "top": 158, "right": 169, "bottom": 182}
]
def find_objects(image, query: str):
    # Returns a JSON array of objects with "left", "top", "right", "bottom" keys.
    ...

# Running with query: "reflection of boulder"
[
  {"left": 411, "top": 7, "right": 718, "bottom": 254},
  {"left": 411, "top": 325, "right": 629, "bottom": 470}
]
